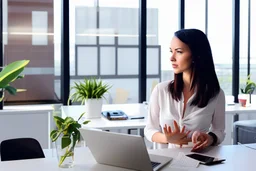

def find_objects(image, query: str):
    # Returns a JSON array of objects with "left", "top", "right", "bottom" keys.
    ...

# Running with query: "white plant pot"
[{"left": 84, "top": 98, "right": 103, "bottom": 118}]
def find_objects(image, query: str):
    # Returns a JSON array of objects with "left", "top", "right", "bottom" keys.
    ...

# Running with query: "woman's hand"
[
  {"left": 191, "top": 131, "right": 214, "bottom": 152},
  {"left": 163, "top": 120, "right": 191, "bottom": 147}
]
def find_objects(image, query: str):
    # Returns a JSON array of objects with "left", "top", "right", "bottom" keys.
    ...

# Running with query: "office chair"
[
  {"left": 0, "top": 138, "right": 45, "bottom": 161},
  {"left": 233, "top": 120, "right": 256, "bottom": 145},
  {"left": 113, "top": 88, "right": 129, "bottom": 104}
]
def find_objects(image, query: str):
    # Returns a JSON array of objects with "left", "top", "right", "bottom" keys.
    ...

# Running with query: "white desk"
[
  {"left": 62, "top": 103, "right": 256, "bottom": 130},
  {"left": 0, "top": 144, "right": 255, "bottom": 171},
  {"left": 2, "top": 104, "right": 53, "bottom": 114},
  {"left": 226, "top": 104, "right": 256, "bottom": 121},
  {"left": 62, "top": 104, "right": 147, "bottom": 134}
]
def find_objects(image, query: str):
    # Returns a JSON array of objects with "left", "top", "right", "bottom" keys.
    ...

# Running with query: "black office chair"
[
  {"left": 233, "top": 120, "right": 256, "bottom": 145},
  {"left": 0, "top": 138, "right": 45, "bottom": 161}
]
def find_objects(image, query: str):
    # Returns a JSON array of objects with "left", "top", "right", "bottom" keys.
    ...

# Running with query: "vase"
[{"left": 55, "top": 134, "right": 75, "bottom": 168}]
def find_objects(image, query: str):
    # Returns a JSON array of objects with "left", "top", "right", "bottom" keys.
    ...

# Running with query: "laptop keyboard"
[{"left": 151, "top": 161, "right": 161, "bottom": 168}]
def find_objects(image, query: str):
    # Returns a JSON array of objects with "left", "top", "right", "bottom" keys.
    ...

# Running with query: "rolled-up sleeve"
[
  {"left": 144, "top": 84, "right": 161, "bottom": 142},
  {"left": 210, "top": 89, "right": 226, "bottom": 144}
]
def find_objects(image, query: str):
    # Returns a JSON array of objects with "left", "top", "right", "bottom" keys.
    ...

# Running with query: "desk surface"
[
  {"left": 62, "top": 104, "right": 148, "bottom": 130},
  {"left": 0, "top": 104, "right": 53, "bottom": 115},
  {"left": 226, "top": 104, "right": 256, "bottom": 114},
  {"left": 0, "top": 144, "right": 255, "bottom": 171},
  {"left": 62, "top": 103, "right": 256, "bottom": 130}
]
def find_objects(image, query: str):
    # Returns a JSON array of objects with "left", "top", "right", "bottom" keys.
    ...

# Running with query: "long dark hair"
[{"left": 168, "top": 29, "right": 220, "bottom": 108}]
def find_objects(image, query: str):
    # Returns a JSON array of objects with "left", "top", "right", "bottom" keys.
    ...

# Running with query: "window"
[
  {"left": 240, "top": 0, "right": 249, "bottom": 91},
  {"left": 146, "top": 0, "right": 179, "bottom": 101},
  {"left": 250, "top": 0, "right": 256, "bottom": 83},
  {"left": 185, "top": 0, "right": 205, "bottom": 32},
  {"left": 69, "top": 0, "right": 140, "bottom": 104},
  {"left": 3, "top": 0, "right": 61, "bottom": 103},
  {"left": 208, "top": 0, "right": 232, "bottom": 95}
]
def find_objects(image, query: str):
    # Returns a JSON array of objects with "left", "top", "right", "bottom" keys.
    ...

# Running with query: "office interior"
[{"left": 0, "top": 0, "right": 256, "bottom": 166}]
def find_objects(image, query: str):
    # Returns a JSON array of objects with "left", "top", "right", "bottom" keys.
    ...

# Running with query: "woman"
[{"left": 144, "top": 29, "right": 225, "bottom": 151}]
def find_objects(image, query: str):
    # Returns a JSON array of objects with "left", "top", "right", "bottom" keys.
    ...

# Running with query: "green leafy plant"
[
  {"left": 241, "top": 75, "right": 256, "bottom": 94},
  {"left": 50, "top": 112, "right": 90, "bottom": 167},
  {"left": 68, "top": 78, "right": 111, "bottom": 105},
  {"left": 0, "top": 60, "right": 30, "bottom": 101}
]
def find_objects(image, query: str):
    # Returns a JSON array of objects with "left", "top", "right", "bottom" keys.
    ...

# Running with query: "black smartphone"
[{"left": 186, "top": 153, "right": 225, "bottom": 165}]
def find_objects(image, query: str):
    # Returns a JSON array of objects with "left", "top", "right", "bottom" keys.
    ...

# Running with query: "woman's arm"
[
  {"left": 209, "top": 89, "right": 226, "bottom": 144},
  {"left": 191, "top": 90, "right": 226, "bottom": 152},
  {"left": 144, "top": 84, "right": 167, "bottom": 143},
  {"left": 152, "top": 132, "right": 168, "bottom": 144}
]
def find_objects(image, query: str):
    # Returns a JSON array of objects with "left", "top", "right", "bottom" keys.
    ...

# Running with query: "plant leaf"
[
  {"left": 83, "top": 120, "right": 90, "bottom": 125},
  {"left": 241, "top": 88, "right": 245, "bottom": 94},
  {"left": 64, "top": 117, "right": 74, "bottom": 124},
  {"left": 77, "top": 112, "right": 85, "bottom": 121},
  {"left": 0, "top": 68, "right": 24, "bottom": 88},
  {"left": 72, "top": 132, "right": 79, "bottom": 148},
  {"left": 16, "top": 75, "right": 25, "bottom": 79},
  {"left": 50, "top": 130, "right": 61, "bottom": 142},
  {"left": 54, "top": 116, "right": 64, "bottom": 130},
  {"left": 61, "top": 135, "right": 71, "bottom": 149},
  {"left": 68, "top": 78, "right": 111, "bottom": 102},
  {"left": 0, "top": 60, "right": 29, "bottom": 88},
  {"left": 245, "top": 82, "right": 256, "bottom": 94},
  {"left": 0, "top": 60, "right": 29, "bottom": 82},
  {"left": 5, "top": 86, "right": 17, "bottom": 95}
]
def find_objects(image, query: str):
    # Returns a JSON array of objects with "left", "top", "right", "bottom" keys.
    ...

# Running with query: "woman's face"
[{"left": 169, "top": 36, "right": 193, "bottom": 74}]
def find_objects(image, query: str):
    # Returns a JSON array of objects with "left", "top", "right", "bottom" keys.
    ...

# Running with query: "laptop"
[{"left": 80, "top": 128, "right": 172, "bottom": 171}]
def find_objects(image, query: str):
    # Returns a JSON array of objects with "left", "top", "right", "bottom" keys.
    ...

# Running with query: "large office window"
[
  {"left": 251, "top": 0, "right": 256, "bottom": 83},
  {"left": 69, "top": 0, "right": 140, "bottom": 104},
  {"left": 185, "top": 0, "right": 205, "bottom": 33},
  {"left": 240, "top": 0, "right": 249, "bottom": 90},
  {"left": 2, "top": 0, "right": 61, "bottom": 103},
  {"left": 208, "top": 0, "right": 232, "bottom": 95},
  {"left": 146, "top": 0, "right": 179, "bottom": 101},
  {"left": 1, "top": 0, "right": 253, "bottom": 105}
]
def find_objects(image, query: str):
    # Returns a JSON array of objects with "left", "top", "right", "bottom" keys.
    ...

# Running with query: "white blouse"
[{"left": 144, "top": 81, "right": 226, "bottom": 148}]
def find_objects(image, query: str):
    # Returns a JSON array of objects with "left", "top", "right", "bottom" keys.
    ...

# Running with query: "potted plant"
[
  {"left": 0, "top": 60, "right": 30, "bottom": 101},
  {"left": 68, "top": 78, "right": 111, "bottom": 118},
  {"left": 50, "top": 112, "right": 90, "bottom": 168},
  {"left": 239, "top": 75, "right": 256, "bottom": 107}
]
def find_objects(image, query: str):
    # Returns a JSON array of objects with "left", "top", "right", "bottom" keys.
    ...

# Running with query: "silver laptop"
[{"left": 80, "top": 128, "right": 172, "bottom": 171}]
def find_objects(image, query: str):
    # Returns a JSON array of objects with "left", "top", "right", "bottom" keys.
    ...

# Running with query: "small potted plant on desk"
[
  {"left": 239, "top": 75, "right": 256, "bottom": 107},
  {"left": 50, "top": 112, "right": 90, "bottom": 168},
  {"left": 68, "top": 78, "right": 111, "bottom": 118}
]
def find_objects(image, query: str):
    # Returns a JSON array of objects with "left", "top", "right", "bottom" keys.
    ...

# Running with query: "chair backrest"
[
  {"left": 113, "top": 88, "right": 129, "bottom": 104},
  {"left": 0, "top": 138, "right": 45, "bottom": 161},
  {"left": 233, "top": 120, "right": 256, "bottom": 145}
]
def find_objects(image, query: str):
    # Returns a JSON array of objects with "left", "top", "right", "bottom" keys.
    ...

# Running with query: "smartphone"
[{"left": 186, "top": 153, "right": 225, "bottom": 165}]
